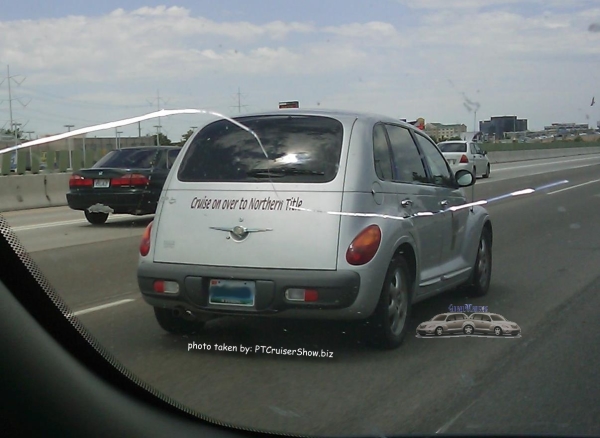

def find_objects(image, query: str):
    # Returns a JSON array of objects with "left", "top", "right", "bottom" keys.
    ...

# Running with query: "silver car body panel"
[{"left": 139, "top": 109, "right": 491, "bottom": 320}]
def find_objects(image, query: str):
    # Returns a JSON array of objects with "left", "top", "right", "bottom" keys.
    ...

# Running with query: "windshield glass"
[
  {"left": 178, "top": 116, "right": 343, "bottom": 182},
  {"left": 438, "top": 142, "right": 467, "bottom": 152},
  {"left": 93, "top": 148, "right": 161, "bottom": 169},
  {"left": 2, "top": 1, "right": 600, "bottom": 437}
]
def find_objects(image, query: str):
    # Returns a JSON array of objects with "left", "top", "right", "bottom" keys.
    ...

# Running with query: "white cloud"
[{"left": 2, "top": 4, "right": 600, "bottom": 136}]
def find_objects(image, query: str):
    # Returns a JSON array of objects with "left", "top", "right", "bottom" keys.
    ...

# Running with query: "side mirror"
[
  {"left": 482, "top": 150, "right": 487, "bottom": 155},
  {"left": 455, "top": 169, "right": 475, "bottom": 187}
]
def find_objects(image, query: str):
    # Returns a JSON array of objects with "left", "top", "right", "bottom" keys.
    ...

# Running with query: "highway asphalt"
[{"left": 2, "top": 155, "right": 600, "bottom": 436}]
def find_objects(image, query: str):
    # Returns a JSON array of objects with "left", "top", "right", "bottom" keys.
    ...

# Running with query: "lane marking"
[
  {"left": 547, "top": 178, "right": 600, "bottom": 195},
  {"left": 436, "top": 400, "right": 478, "bottom": 434},
  {"left": 9, "top": 215, "right": 150, "bottom": 233},
  {"left": 11, "top": 219, "right": 88, "bottom": 232},
  {"left": 70, "top": 299, "right": 136, "bottom": 316}
]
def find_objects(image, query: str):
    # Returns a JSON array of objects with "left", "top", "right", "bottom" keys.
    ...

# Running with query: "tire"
[
  {"left": 84, "top": 210, "right": 108, "bottom": 225},
  {"left": 483, "top": 164, "right": 490, "bottom": 178},
  {"left": 464, "top": 227, "right": 492, "bottom": 297},
  {"left": 367, "top": 257, "right": 413, "bottom": 349},
  {"left": 153, "top": 307, "right": 205, "bottom": 335},
  {"left": 463, "top": 324, "right": 474, "bottom": 335},
  {"left": 494, "top": 326, "right": 503, "bottom": 336},
  {"left": 435, "top": 327, "right": 444, "bottom": 336}
]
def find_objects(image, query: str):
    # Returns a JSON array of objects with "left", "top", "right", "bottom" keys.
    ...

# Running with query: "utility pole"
[
  {"left": 231, "top": 87, "right": 249, "bottom": 114},
  {"left": 148, "top": 90, "right": 169, "bottom": 145},
  {"left": 64, "top": 124, "right": 74, "bottom": 169},
  {"left": 1, "top": 65, "right": 31, "bottom": 145}
]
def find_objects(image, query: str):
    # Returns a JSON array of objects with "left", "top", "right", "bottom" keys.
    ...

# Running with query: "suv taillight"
[
  {"left": 459, "top": 154, "right": 469, "bottom": 163},
  {"left": 140, "top": 221, "right": 153, "bottom": 257},
  {"left": 69, "top": 174, "right": 93, "bottom": 188},
  {"left": 346, "top": 225, "right": 382, "bottom": 266},
  {"left": 112, "top": 173, "right": 150, "bottom": 187}
]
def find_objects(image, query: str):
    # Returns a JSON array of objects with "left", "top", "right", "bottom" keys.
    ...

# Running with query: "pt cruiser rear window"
[{"left": 177, "top": 115, "right": 344, "bottom": 183}]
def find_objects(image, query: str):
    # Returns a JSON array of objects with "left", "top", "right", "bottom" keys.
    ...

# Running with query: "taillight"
[
  {"left": 111, "top": 173, "right": 150, "bottom": 187},
  {"left": 346, "top": 225, "right": 382, "bottom": 266},
  {"left": 69, "top": 174, "right": 93, "bottom": 188},
  {"left": 140, "top": 221, "right": 153, "bottom": 256},
  {"left": 459, "top": 154, "right": 469, "bottom": 163}
]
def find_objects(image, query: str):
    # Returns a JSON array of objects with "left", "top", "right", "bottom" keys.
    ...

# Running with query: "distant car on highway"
[
  {"left": 416, "top": 312, "right": 470, "bottom": 336},
  {"left": 66, "top": 146, "right": 181, "bottom": 224},
  {"left": 462, "top": 313, "right": 520, "bottom": 336},
  {"left": 137, "top": 109, "right": 493, "bottom": 350},
  {"left": 438, "top": 140, "right": 490, "bottom": 179}
]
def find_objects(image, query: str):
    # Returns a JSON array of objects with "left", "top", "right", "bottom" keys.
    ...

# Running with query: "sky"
[{"left": 2, "top": 0, "right": 600, "bottom": 141}]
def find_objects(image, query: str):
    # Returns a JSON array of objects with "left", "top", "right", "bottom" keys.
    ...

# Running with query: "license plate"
[
  {"left": 94, "top": 179, "right": 110, "bottom": 188},
  {"left": 208, "top": 280, "right": 255, "bottom": 306}
]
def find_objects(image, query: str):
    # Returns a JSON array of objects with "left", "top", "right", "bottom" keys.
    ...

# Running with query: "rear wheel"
[
  {"left": 483, "top": 164, "right": 491, "bottom": 178},
  {"left": 153, "top": 307, "right": 205, "bottom": 335},
  {"left": 464, "top": 227, "right": 492, "bottom": 297},
  {"left": 84, "top": 210, "right": 108, "bottom": 225},
  {"left": 367, "top": 256, "right": 412, "bottom": 349}
]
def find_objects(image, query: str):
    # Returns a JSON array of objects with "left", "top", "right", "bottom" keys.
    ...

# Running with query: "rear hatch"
[
  {"left": 438, "top": 142, "right": 468, "bottom": 166},
  {"left": 153, "top": 114, "right": 348, "bottom": 270}
]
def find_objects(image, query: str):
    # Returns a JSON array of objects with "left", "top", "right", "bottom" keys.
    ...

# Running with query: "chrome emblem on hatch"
[{"left": 210, "top": 225, "right": 273, "bottom": 241}]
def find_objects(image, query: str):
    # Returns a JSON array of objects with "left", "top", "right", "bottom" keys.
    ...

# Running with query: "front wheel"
[
  {"left": 463, "top": 324, "right": 474, "bottom": 335},
  {"left": 435, "top": 327, "right": 444, "bottom": 336},
  {"left": 153, "top": 307, "right": 205, "bottom": 335},
  {"left": 464, "top": 227, "right": 492, "bottom": 297},
  {"left": 367, "top": 257, "right": 413, "bottom": 349},
  {"left": 494, "top": 326, "right": 503, "bottom": 336},
  {"left": 84, "top": 210, "right": 108, "bottom": 225}
]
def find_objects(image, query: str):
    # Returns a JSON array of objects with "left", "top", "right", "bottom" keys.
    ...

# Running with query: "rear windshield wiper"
[{"left": 247, "top": 167, "right": 325, "bottom": 178}]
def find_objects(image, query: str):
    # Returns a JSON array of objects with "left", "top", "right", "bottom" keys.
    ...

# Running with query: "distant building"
[
  {"left": 543, "top": 123, "right": 589, "bottom": 137},
  {"left": 425, "top": 123, "right": 467, "bottom": 140},
  {"left": 480, "top": 116, "right": 528, "bottom": 140}
]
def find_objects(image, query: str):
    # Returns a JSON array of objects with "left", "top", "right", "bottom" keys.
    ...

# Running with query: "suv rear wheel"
[{"left": 367, "top": 256, "right": 413, "bottom": 349}]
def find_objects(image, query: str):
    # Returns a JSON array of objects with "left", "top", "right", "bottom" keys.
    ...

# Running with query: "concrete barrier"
[
  {"left": 0, "top": 173, "right": 71, "bottom": 212},
  {"left": 487, "top": 147, "right": 600, "bottom": 164},
  {"left": 2, "top": 146, "right": 600, "bottom": 212}
]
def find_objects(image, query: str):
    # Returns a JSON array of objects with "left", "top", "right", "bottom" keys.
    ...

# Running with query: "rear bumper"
[
  {"left": 66, "top": 191, "right": 159, "bottom": 214},
  {"left": 137, "top": 262, "right": 363, "bottom": 320}
]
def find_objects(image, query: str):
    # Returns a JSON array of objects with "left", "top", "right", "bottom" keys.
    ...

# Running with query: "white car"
[{"left": 438, "top": 141, "right": 490, "bottom": 179}]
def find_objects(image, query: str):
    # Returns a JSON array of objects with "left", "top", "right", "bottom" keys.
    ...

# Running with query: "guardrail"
[{"left": 487, "top": 146, "right": 600, "bottom": 164}]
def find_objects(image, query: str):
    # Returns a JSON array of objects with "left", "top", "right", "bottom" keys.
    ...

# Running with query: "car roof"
[
  {"left": 117, "top": 146, "right": 180, "bottom": 151},
  {"left": 438, "top": 140, "right": 469, "bottom": 144},
  {"left": 226, "top": 108, "right": 423, "bottom": 132}
]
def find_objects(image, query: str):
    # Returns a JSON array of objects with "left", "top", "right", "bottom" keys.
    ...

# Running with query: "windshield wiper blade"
[{"left": 247, "top": 167, "right": 325, "bottom": 178}]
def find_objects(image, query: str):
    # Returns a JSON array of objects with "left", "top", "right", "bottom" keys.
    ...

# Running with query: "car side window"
[
  {"left": 413, "top": 134, "right": 454, "bottom": 187},
  {"left": 384, "top": 124, "right": 428, "bottom": 184},
  {"left": 472, "top": 314, "right": 482, "bottom": 320},
  {"left": 447, "top": 315, "right": 455, "bottom": 321},
  {"left": 482, "top": 315, "right": 491, "bottom": 322},
  {"left": 373, "top": 124, "right": 393, "bottom": 181}
]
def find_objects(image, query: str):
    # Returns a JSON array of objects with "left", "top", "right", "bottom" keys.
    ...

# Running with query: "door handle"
[
  {"left": 440, "top": 200, "right": 449, "bottom": 207},
  {"left": 400, "top": 199, "right": 413, "bottom": 207}
]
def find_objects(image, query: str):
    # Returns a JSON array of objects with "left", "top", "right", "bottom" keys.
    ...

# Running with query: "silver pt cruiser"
[{"left": 137, "top": 109, "right": 493, "bottom": 349}]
